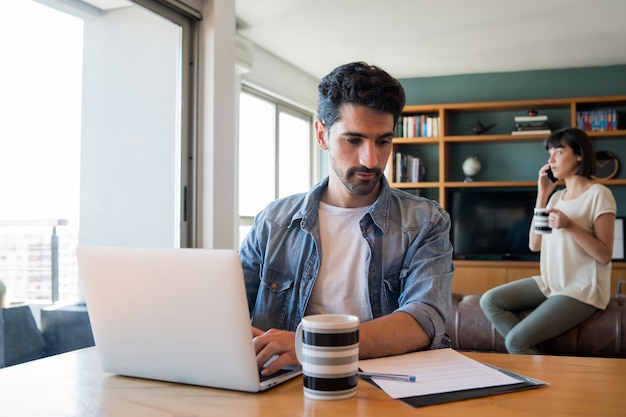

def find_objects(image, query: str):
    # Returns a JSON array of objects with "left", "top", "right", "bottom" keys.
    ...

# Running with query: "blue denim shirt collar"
[{"left": 294, "top": 176, "right": 392, "bottom": 234}]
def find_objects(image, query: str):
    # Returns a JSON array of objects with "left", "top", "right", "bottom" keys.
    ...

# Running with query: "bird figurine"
[{"left": 466, "top": 120, "right": 496, "bottom": 135}]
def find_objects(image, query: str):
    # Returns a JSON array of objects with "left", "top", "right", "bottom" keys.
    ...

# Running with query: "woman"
[{"left": 479, "top": 127, "right": 616, "bottom": 354}]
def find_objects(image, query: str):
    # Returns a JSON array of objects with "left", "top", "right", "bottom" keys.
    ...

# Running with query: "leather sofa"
[{"left": 445, "top": 289, "right": 626, "bottom": 358}]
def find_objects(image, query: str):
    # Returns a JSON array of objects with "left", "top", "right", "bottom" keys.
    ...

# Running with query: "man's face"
[{"left": 315, "top": 103, "right": 395, "bottom": 206}]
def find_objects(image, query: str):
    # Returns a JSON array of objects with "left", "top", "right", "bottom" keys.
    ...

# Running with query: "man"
[{"left": 239, "top": 62, "right": 454, "bottom": 376}]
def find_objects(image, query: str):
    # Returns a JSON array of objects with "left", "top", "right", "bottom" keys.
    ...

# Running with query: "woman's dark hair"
[
  {"left": 544, "top": 127, "right": 596, "bottom": 178},
  {"left": 317, "top": 61, "right": 406, "bottom": 130}
]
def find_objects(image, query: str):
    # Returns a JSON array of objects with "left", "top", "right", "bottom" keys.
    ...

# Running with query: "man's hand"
[{"left": 252, "top": 326, "right": 300, "bottom": 376}]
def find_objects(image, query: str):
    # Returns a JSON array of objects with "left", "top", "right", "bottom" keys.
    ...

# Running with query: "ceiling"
[{"left": 235, "top": 0, "right": 626, "bottom": 79}]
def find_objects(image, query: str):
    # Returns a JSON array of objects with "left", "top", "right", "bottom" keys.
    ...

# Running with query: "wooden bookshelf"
[
  {"left": 390, "top": 96, "right": 626, "bottom": 294},
  {"left": 390, "top": 95, "right": 626, "bottom": 208}
]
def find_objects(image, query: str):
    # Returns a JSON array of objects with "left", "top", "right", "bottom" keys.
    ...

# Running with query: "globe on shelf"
[{"left": 462, "top": 156, "right": 481, "bottom": 182}]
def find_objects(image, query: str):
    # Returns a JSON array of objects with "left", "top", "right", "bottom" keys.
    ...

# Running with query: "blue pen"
[{"left": 357, "top": 372, "right": 416, "bottom": 382}]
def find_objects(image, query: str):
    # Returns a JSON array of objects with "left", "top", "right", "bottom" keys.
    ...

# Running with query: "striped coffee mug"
[
  {"left": 534, "top": 208, "right": 552, "bottom": 234},
  {"left": 295, "top": 314, "right": 359, "bottom": 400}
]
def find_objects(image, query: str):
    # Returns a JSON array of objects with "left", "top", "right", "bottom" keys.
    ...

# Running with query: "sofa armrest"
[{"left": 446, "top": 294, "right": 507, "bottom": 353}]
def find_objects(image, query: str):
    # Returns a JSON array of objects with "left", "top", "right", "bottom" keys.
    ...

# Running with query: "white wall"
[
  {"left": 241, "top": 45, "right": 318, "bottom": 114},
  {"left": 196, "top": 0, "right": 238, "bottom": 249},
  {"left": 196, "top": 2, "right": 319, "bottom": 249}
]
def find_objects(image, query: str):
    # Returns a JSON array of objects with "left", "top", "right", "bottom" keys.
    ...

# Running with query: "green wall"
[
  {"left": 321, "top": 65, "right": 626, "bottom": 180},
  {"left": 398, "top": 64, "right": 626, "bottom": 217},
  {"left": 399, "top": 65, "right": 626, "bottom": 104}
]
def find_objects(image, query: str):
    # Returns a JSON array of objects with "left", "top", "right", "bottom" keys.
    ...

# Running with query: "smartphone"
[{"left": 545, "top": 168, "right": 557, "bottom": 183}]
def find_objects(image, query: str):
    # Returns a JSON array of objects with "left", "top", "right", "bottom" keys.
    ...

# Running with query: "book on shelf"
[
  {"left": 397, "top": 115, "right": 440, "bottom": 138},
  {"left": 576, "top": 109, "right": 619, "bottom": 132},
  {"left": 514, "top": 125, "right": 550, "bottom": 132},
  {"left": 513, "top": 113, "right": 550, "bottom": 135},
  {"left": 511, "top": 129, "right": 552, "bottom": 135},
  {"left": 514, "top": 121, "right": 549, "bottom": 129},
  {"left": 514, "top": 114, "right": 548, "bottom": 122},
  {"left": 394, "top": 152, "right": 425, "bottom": 182},
  {"left": 395, "top": 152, "right": 402, "bottom": 182},
  {"left": 514, "top": 122, "right": 550, "bottom": 133}
]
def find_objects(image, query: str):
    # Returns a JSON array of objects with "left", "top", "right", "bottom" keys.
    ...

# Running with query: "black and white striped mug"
[
  {"left": 295, "top": 314, "right": 359, "bottom": 400},
  {"left": 534, "top": 208, "right": 552, "bottom": 234}
]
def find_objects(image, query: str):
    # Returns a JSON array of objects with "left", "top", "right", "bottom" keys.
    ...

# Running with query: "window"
[
  {"left": 238, "top": 88, "right": 314, "bottom": 244},
  {"left": 0, "top": 1, "right": 85, "bottom": 303},
  {"left": 0, "top": 0, "right": 196, "bottom": 304},
  {"left": 0, "top": 0, "right": 198, "bottom": 366}
]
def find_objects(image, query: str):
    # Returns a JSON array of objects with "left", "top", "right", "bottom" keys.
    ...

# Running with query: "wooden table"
[{"left": 0, "top": 347, "right": 623, "bottom": 416}]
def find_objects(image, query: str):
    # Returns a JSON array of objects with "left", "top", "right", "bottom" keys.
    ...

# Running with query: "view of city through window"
[
  {"left": 1, "top": 0, "right": 185, "bottom": 307},
  {"left": 0, "top": 0, "right": 83, "bottom": 303}
]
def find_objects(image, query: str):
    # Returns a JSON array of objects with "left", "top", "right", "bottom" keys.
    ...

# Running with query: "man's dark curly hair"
[{"left": 317, "top": 62, "right": 406, "bottom": 130}]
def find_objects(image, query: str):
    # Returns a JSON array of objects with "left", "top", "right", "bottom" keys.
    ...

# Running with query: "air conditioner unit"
[{"left": 235, "top": 35, "right": 254, "bottom": 74}]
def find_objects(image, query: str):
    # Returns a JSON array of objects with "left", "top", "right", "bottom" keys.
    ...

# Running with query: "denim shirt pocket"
[
  {"left": 260, "top": 265, "right": 295, "bottom": 293},
  {"left": 381, "top": 266, "right": 408, "bottom": 310},
  {"left": 255, "top": 266, "right": 296, "bottom": 329}
]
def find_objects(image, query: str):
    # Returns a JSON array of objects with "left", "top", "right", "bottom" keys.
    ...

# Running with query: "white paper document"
[{"left": 358, "top": 348, "right": 522, "bottom": 399}]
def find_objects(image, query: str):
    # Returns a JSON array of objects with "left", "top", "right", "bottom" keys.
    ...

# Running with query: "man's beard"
[{"left": 334, "top": 165, "right": 383, "bottom": 196}]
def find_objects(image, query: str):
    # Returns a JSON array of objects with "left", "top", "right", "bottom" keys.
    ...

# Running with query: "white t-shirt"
[
  {"left": 305, "top": 202, "right": 374, "bottom": 322},
  {"left": 535, "top": 183, "right": 616, "bottom": 309}
]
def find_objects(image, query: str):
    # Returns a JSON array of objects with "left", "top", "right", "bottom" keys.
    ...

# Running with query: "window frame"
[
  {"left": 132, "top": 0, "right": 199, "bottom": 248},
  {"left": 238, "top": 85, "right": 316, "bottom": 238}
]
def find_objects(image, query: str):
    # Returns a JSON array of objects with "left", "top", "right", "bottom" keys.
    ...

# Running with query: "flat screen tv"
[{"left": 448, "top": 188, "right": 539, "bottom": 261}]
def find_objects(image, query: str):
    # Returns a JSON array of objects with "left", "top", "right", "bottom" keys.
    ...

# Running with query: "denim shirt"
[{"left": 239, "top": 176, "right": 454, "bottom": 349}]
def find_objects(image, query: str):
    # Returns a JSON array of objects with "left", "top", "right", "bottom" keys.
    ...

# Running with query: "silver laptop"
[{"left": 76, "top": 246, "right": 301, "bottom": 392}]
